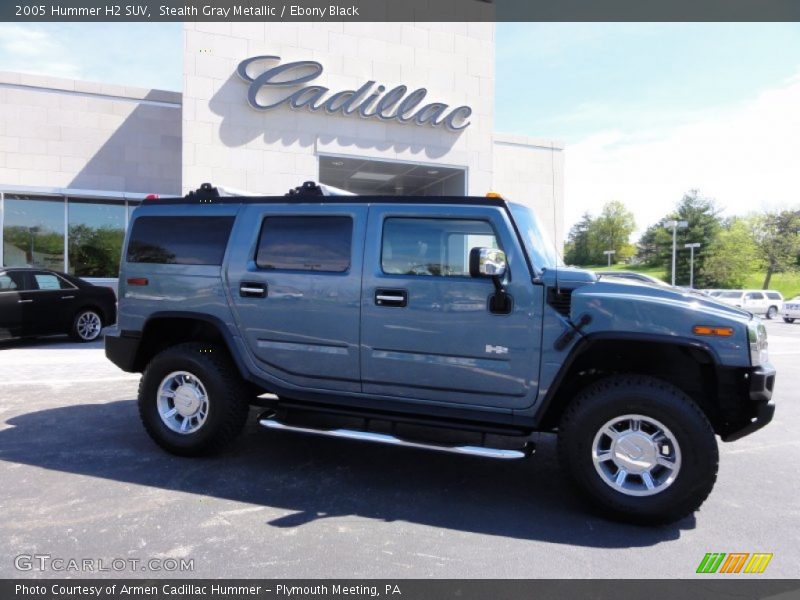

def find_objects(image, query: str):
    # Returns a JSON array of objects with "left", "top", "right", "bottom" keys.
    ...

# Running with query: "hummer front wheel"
[{"left": 558, "top": 374, "right": 718, "bottom": 525}]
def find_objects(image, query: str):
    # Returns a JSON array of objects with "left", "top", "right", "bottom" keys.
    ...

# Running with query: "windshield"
[
  {"left": 717, "top": 291, "right": 743, "bottom": 299},
  {"left": 508, "top": 202, "right": 563, "bottom": 270}
]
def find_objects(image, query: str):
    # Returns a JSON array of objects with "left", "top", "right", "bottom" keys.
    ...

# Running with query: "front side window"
[
  {"left": 256, "top": 216, "right": 352, "bottom": 272},
  {"left": 127, "top": 216, "right": 234, "bottom": 265},
  {"left": 746, "top": 292, "right": 764, "bottom": 300},
  {"left": 382, "top": 218, "right": 499, "bottom": 277},
  {"left": 0, "top": 272, "right": 24, "bottom": 291}
]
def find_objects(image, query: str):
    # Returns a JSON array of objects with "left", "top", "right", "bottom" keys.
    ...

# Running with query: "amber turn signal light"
[{"left": 693, "top": 325, "right": 734, "bottom": 337}]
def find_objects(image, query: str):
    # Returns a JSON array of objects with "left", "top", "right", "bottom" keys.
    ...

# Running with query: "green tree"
[
  {"left": 702, "top": 218, "right": 758, "bottom": 288},
  {"left": 587, "top": 200, "right": 636, "bottom": 264},
  {"left": 637, "top": 190, "right": 722, "bottom": 287},
  {"left": 749, "top": 209, "right": 800, "bottom": 289},
  {"left": 564, "top": 212, "right": 593, "bottom": 266}
]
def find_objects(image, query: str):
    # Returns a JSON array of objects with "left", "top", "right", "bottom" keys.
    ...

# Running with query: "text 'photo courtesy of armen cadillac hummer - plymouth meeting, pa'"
[{"left": 104, "top": 181, "right": 776, "bottom": 526}]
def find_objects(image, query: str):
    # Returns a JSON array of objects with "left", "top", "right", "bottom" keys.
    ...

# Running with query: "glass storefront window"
[
  {"left": 68, "top": 198, "right": 126, "bottom": 278},
  {"left": 2, "top": 195, "right": 65, "bottom": 270}
]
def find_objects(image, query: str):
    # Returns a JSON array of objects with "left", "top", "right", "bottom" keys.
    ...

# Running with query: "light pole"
[
  {"left": 665, "top": 220, "right": 688, "bottom": 286},
  {"left": 685, "top": 242, "right": 700, "bottom": 288},
  {"left": 603, "top": 249, "right": 616, "bottom": 267}
]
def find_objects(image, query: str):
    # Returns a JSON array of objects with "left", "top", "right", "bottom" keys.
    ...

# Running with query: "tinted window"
[
  {"left": 33, "top": 273, "right": 71, "bottom": 290},
  {"left": 766, "top": 292, "right": 782, "bottom": 300},
  {"left": 256, "top": 216, "right": 352, "bottom": 272},
  {"left": 382, "top": 218, "right": 499, "bottom": 277},
  {"left": 717, "top": 291, "right": 742, "bottom": 299},
  {"left": 0, "top": 273, "right": 19, "bottom": 291},
  {"left": 127, "top": 217, "right": 234, "bottom": 265},
  {"left": 2, "top": 195, "right": 65, "bottom": 270},
  {"left": 746, "top": 292, "right": 764, "bottom": 300}
]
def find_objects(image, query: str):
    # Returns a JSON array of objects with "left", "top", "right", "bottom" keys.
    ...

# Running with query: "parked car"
[
  {"left": 0, "top": 268, "right": 116, "bottom": 342},
  {"left": 106, "top": 182, "right": 775, "bottom": 525},
  {"left": 595, "top": 270, "right": 671, "bottom": 287},
  {"left": 714, "top": 289, "right": 784, "bottom": 319},
  {"left": 782, "top": 296, "right": 800, "bottom": 323}
]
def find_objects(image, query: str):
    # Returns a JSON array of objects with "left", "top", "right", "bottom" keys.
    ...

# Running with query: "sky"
[{"left": 0, "top": 22, "right": 798, "bottom": 237}]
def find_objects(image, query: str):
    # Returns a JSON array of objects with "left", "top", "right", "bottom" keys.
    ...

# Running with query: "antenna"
[{"left": 551, "top": 141, "right": 559, "bottom": 292}]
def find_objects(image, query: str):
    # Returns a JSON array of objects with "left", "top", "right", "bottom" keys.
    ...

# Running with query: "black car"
[{"left": 0, "top": 268, "right": 116, "bottom": 342}]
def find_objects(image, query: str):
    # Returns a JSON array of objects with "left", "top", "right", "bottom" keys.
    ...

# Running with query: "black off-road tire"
[
  {"left": 558, "top": 374, "right": 718, "bottom": 525},
  {"left": 138, "top": 343, "right": 249, "bottom": 456}
]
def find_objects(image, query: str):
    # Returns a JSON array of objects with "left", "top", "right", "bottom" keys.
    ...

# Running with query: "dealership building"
[{"left": 0, "top": 22, "right": 564, "bottom": 285}]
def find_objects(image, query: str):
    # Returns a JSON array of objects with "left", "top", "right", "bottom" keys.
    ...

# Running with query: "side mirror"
[{"left": 469, "top": 247, "right": 507, "bottom": 279}]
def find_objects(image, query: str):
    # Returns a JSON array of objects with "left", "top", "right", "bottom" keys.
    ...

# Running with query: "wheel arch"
[
  {"left": 132, "top": 312, "right": 249, "bottom": 380},
  {"left": 535, "top": 333, "right": 724, "bottom": 434}
]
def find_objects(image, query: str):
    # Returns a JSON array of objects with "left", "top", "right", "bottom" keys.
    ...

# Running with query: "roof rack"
[{"left": 163, "top": 182, "right": 506, "bottom": 207}]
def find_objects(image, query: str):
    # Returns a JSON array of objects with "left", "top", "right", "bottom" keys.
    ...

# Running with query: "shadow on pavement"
[
  {"left": 0, "top": 336, "right": 104, "bottom": 351},
  {"left": 0, "top": 400, "right": 694, "bottom": 547}
]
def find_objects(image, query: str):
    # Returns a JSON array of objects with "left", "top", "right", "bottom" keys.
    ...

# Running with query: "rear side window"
[
  {"left": 766, "top": 292, "right": 782, "bottom": 300},
  {"left": 127, "top": 216, "right": 234, "bottom": 265},
  {"left": 746, "top": 292, "right": 764, "bottom": 300},
  {"left": 33, "top": 273, "right": 72, "bottom": 290},
  {"left": 256, "top": 216, "right": 352, "bottom": 272}
]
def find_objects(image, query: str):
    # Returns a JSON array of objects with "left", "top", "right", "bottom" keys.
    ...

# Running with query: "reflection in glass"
[
  {"left": 68, "top": 198, "right": 126, "bottom": 277},
  {"left": 2, "top": 195, "right": 65, "bottom": 270}
]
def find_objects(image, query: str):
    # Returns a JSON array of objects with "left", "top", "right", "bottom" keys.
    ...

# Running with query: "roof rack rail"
[
  {"left": 286, "top": 181, "right": 324, "bottom": 197},
  {"left": 185, "top": 183, "right": 220, "bottom": 203}
]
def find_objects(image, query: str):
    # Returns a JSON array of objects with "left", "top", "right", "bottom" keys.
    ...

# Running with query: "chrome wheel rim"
[
  {"left": 77, "top": 311, "right": 102, "bottom": 340},
  {"left": 592, "top": 414, "right": 682, "bottom": 497},
  {"left": 157, "top": 371, "right": 209, "bottom": 434}
]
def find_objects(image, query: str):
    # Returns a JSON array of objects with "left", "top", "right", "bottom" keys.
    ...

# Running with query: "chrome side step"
[{"left": 258, "top": 416, "right": 532, "bottom": 460}]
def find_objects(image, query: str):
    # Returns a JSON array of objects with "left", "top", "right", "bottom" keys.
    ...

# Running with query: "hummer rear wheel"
[
  {"left": 138, "top": 343, "right": 249, "bottom": 456},
  {"left": 558, "top": 374, "right": 718, "bottom": 525}
]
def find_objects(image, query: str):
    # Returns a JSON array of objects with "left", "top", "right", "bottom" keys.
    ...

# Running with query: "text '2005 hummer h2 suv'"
[{"left": 106, "top": 182, "right": 775, "bottom": 524}]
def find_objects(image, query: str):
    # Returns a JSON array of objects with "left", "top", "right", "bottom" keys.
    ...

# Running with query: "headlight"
[{"left": 747, "top": 320, "right": 769, "bottom": 365}]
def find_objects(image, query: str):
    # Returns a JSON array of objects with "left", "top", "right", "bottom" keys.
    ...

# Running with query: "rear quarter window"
[{"left": 127, "top": 216, "right": 234, "bottom": 265}]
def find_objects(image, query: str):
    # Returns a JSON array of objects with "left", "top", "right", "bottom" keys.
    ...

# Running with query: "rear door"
[
  {"left": 27, "top": 271, "right": 79, "bottom": 335},
  {"left": 360, "top": 204, "right": 543, "bottom": 410},
  {"left": 226, "top": 205, "right": 367, "bottom": 393},
  {"left": 744, "top": 291, "right": 766, "bottom": 313}
]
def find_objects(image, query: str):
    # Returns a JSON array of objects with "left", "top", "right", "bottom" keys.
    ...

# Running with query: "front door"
[
  {"left": 360, "top": 204, "right": 543, "bottom": 410},
  {"left": 0, "top": 270, "right": 26, "bottom": 339},
  {"left": 226, "top": 205, "right": 368, "bottom": 394}
]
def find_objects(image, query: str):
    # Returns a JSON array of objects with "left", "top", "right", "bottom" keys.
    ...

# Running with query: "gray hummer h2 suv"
[{"left": 106, "top": 182, "right": 775, "bottom": 524}]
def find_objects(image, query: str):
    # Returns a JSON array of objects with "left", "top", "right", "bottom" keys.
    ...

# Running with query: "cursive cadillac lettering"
[{"left": 237, "top": 56, "right": 472, "bottom": 132}]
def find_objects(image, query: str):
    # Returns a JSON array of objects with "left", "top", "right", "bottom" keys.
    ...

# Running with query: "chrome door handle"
[
  {"left": 18, "top": 299, "right": 33, "bottom": 304},
  {"left": 375, "top": 289, "right": 407, "bottom": 307},
  {"left": 61, "top": 295, "right": 75, "bottom": 300},
  {"left": 240, "top": 282, "right": 267, "bottom": 298}
]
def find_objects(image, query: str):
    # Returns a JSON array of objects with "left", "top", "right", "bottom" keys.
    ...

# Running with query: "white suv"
[{"left": 715, "top": 289, "right": 784, "bottom": 319}]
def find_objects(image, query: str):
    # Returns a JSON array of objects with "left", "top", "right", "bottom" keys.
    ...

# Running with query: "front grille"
[{"left": 548, "top": 288, "right": 573, "bottom": 317}]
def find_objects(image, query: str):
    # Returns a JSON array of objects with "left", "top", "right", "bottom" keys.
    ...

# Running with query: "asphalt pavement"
[{"left": 0, "top": 321, "right": 798, "bottom": 578}]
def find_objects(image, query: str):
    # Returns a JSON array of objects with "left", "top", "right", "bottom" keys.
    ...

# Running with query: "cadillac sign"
[{"left": 237, "top": 56, "right": 472, "bottom": 132}]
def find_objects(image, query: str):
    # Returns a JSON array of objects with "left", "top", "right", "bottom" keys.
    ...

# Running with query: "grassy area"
[{"left": 587, "top": 264, "right": 800, "bottom": 299}]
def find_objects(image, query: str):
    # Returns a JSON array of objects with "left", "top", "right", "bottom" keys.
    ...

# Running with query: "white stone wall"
[
  {"left": 493, "top": 133, "right": 565, "bottom": 250},
  {"left": 182, "top": 22, "right": 495, "bottom": 195},
  {"left": 0, "top": 71, "right": 181, "bottom": 195}
]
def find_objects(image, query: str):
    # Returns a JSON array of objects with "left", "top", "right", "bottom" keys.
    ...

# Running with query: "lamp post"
[
  {"left": 603, "top": 249, "right": 616, "bottom": 267},
  {"left": 665, "top": 220, "right": 688, "bottom": 286},
  {"left": 685, "top": 243, "right": 700, "bottom": 288}
]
